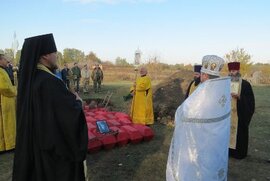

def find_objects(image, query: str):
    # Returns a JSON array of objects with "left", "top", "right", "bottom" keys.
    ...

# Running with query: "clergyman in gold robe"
[
  {"left": 0, "top": 53, "right": 17, "bottom": 152},
  {"left": 130, "top": 67, "right": 154, "bottom": 125}
]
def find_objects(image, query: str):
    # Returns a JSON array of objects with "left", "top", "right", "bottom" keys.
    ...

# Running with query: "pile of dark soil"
[{"left": 152, "top": 69, "right": 193, "bottom": 124}]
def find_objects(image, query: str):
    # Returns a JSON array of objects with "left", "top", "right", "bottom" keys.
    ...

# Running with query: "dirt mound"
[{"left": 153, "top": 69, "right": 193, "bottom": 123}]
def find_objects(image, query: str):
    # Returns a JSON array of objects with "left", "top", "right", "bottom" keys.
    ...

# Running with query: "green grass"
[
  {"left": 0, "top": 85, "right": 270, "bottom": 181},
  {"left": 79, "top": 82, "right": 132, "bottom": 113},
  {"left": 227, "top": 86, "right": 270, "bottom": 181},
  {"left": 84, "top": 85, "right": 270, "bottom": 181}
]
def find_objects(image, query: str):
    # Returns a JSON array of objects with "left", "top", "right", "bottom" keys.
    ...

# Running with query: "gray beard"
[{"left": 229, "top": 72, "right": 241, "bottom": 82}]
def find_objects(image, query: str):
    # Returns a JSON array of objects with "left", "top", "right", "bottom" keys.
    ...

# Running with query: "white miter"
[{"left": 201, "top": 55, "right": 225, "bottom": 76}]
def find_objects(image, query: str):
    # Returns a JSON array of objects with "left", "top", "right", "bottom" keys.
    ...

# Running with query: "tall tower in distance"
[
  {"left": 134, "top": 48, "right": 142, "bottom": 66},
  {"left": 11, "top": 31, "right": 19, "bottom": 59}
]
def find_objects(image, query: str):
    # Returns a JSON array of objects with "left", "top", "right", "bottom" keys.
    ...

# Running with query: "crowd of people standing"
[
  {"left": 0, "top": 33, "right": 256, "bottom": 181},
  {"left": 60, "top": 62, "right": 103, "bottom": 93}
]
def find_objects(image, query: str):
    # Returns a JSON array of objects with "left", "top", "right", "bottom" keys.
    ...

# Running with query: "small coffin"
[
  {"left": 110, "top": 126, "right": 129, "bottom": 147},
  {"left": 132, "top": 124, "right": 154, "bottom": 142},
  {"left": 93, "top": 131, "right": 116, "bottom": 150},
  {"left": 88, "top": 131, "right": 102, "bottom": 153},
  {"left": 121, "top": 125, "right": 143, "bottom": 144}
]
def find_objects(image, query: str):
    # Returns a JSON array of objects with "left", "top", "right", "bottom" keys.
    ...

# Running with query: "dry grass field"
[{"left": 0, "top": 74, "right": 269, "bottom": 181}]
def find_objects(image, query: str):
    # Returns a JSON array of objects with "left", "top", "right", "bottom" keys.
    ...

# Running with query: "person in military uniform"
[
  {"left": 61, "top": 63, "right": 70, "bottom": 88},
  {"left": 91, "top": 64, "right": 103, "bottom": 93},
  {"left": 71, "top": 62, "right": 81, "bottom": 92},
  {"left": 81, "top": 64, "right": 90, "bottom": 94}
]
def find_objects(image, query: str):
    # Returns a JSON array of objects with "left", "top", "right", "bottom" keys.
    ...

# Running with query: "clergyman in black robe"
[
  {"left": 12, "top": 34, "right": 88, "bottom": 181},
  {"left": 185, "top": 65, "right": 202, "bottom": 99},
  {"left": 228, "top": 62, "right": 255, "bottom": 159}
]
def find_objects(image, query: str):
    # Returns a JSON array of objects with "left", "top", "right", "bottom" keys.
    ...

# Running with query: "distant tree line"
[
  {"left": 0, "top": 48, "right": 103, "bottom": 66},
  {"left": 1, "top": 47, "right": 269, "bottom": 77}
]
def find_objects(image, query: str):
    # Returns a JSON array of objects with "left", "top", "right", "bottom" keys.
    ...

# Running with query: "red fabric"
[
  {"left": 228, "top": 62, "right": 240, "bottom": 71},
  {"left": 86, "top": 122, "right": 96, "bottom": 131},
  {"left": 87, "top": 112, "right": 96, "bottom": 117},
  {"left": 132, "top": 124, "right": 154, "bottom": 142},
  {"left": 95, "top": 111, "right": 108, "bottom": 115},
  {"left": 94, "top": 115, "right": 107, "bottom": 120},
  {"left": 88, "top": 131, "right": 102, "bottom": 153},
  {"left": 84, "top": 109, "right": 154, "bottom": 152},
  {"left": 106, "top": 113, "right": 116, "bottom": 119},
  {"left": 115, "top": 112, "right": 130, "bottom": 119},
  {"left": 93, "top": 130, "right": 116, "bottom": 150},
  {"left": 84, "top": 112, "right": 91, "bottom": 117},
  {"left": 121, "top": 125, "right": 143, "bottom": 144},
  {"left": 118, "top": 119, "right": 132, "bottom": 125},
  {"left": 110, "top": 127, "right": 130, "bottom": 147},
  {"left": 107, "top": 119, "right": 122, "bottom": 127},
  {"left": 85, "top": 116, "right": 96, "bottom": 123}
]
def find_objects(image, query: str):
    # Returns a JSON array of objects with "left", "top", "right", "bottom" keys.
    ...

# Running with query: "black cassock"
[
  {"left": 229, "top": 79, "right": 255, "bottom": 159},
  {"left": 185, "top": 80, "right": 195, "bottom": 99},
  {"left": 13, "top": 69, "right": 88, "bottom": 181}
]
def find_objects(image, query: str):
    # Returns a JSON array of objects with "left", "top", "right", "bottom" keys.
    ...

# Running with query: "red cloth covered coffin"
[
  {"left": 115, "top": 112, "right": 131, "bottom": 119},
  {"left": 88, "top": 131, "right": 102, "bottom": 153},
  {"left": 110, "top": 126, "right": 130, "bottom": 147},
  {"left": 107, "top": 119, "right": 122, "bottom": 127},
  {"left": 94, "top": 115, "right": 108, "bottom": 120},
  {"left": 86, "top": 122, "right": 96, "bottom": 131},
  {"left": 132, "top": 124, "right": 154, "bottom": 141},
  {"left": 118, "top": 118, "right": 132, "bottom": 125},
  {"left": 121, "top": 125, "right": 143, "bottom": 144},
  {"left": 86, "top": 111, "right": 96, "bottom": 117},
  {"left": 106, "top": 113, "right": 117, "bottom": 120},
  {"left": 95, "top": 111, "right": 108, "bottom": 116},
  {"left": 93, "top": 130, "right": 116, "bottom": 150},
  {"left": 85, "top": 116, "right": 96, "bottom": 123}
]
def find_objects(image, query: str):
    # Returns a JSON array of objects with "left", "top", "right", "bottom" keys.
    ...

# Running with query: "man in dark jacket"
[
  {"left": 61, "top": 63, "right": 70, "bottom": 88},
  {"left": 72, "top": 63, "right": 81, "bottom": 92}
]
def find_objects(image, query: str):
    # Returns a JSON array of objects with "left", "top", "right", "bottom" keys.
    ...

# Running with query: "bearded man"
[{"left": 228, "top": 62, "right": 255, "bottom": 159}]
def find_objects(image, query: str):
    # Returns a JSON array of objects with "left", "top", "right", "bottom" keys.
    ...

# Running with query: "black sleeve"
[
  {"left": 237, "top": 80, "right": 255, "bottom": 125},
  {"left": 50, "top": 78, "right": 88, "bottom": 161},
  {"left": 185, "top": 80, "right": 194, "bottom": 99}
]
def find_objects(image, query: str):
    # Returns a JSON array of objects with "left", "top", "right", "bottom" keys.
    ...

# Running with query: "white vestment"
[{"left": 166, "top": 77, "right": 231, "bottom": 181}]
